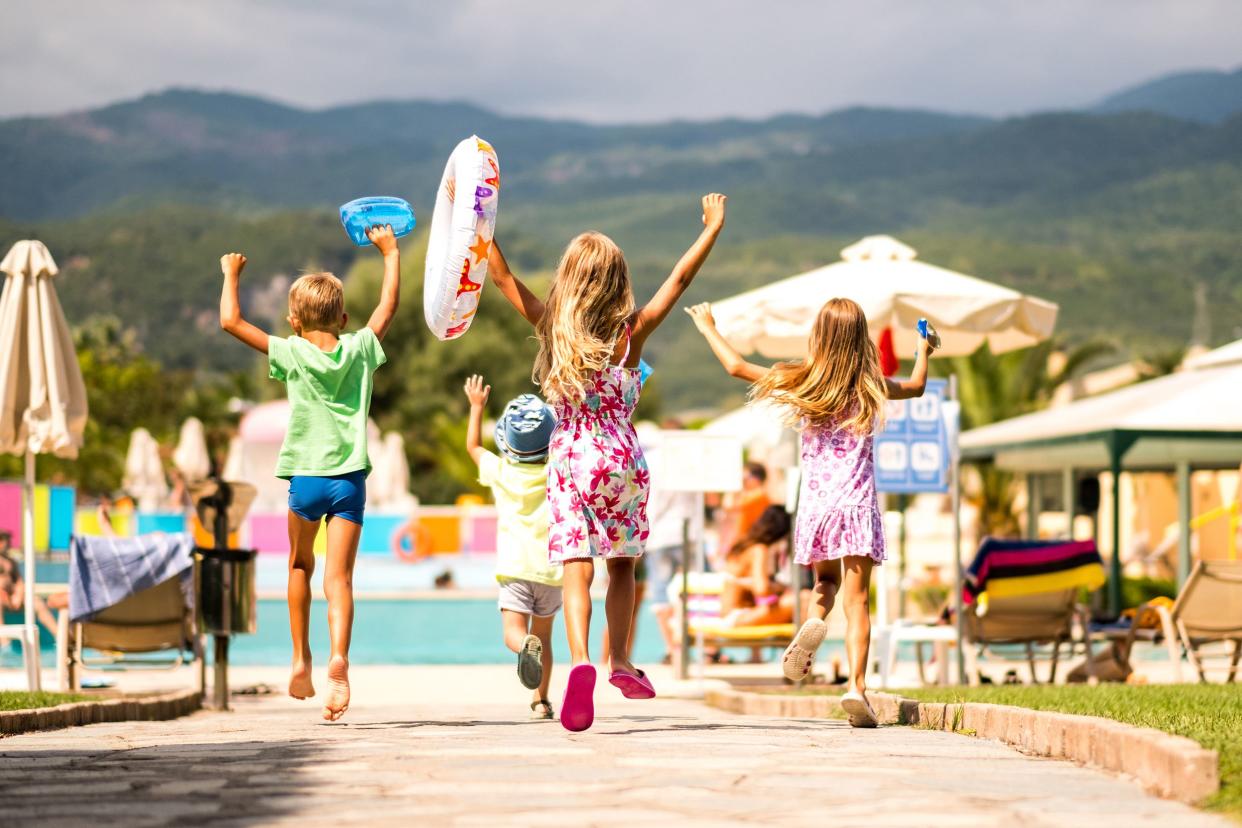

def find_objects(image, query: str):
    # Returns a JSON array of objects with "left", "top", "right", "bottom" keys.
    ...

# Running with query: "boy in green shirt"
[
  {"left": 463, "top": 375, "right": 563, "bottom": 720},
  {"left": 219, "top": 224, "right": 400, "bottom": 721}
]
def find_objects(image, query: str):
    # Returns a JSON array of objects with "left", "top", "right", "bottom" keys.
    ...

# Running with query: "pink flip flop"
[
  {"left": 608, "top": 668, "right": 656, "bottom": 700},
  {"left": 560, "top": 664, "right": 597, "bottom": 732}
]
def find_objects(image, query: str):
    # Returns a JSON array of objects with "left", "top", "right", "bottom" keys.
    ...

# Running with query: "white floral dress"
[{"left": 546, "top": 328, "right": 650, "bottom": 562}]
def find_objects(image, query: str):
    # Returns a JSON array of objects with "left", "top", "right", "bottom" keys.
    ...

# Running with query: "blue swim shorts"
[{"left": 288, "top": 470, "right": 367, "bottom": 526}]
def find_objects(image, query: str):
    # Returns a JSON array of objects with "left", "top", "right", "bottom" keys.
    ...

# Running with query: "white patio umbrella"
[
  {"left": 369, "top": 431, "right": 417, "bottom": 512},
  {"left": 123, "top": 427, "right": 168, "bottom": 512},
  {"left": 172, "top": 417, "right": 211, "bottom": 483},
  {"left": 0, "top": 240, "right": 88, "bottom": 690},
  {"left": 712, "top": 235, "right": 1059, "bottom": 359}
]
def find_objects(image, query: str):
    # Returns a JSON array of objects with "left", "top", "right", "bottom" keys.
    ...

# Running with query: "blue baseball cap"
[{"left": 494, "top": 394, "right": 556, "bottom": 463}]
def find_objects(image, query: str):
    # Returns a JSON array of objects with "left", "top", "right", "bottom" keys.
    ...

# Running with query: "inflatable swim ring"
[
  {"left": 424, "top": 136, "right": 500, "bottom": 340},
  {"left": 393, "top": 518, "right": 433, "bottom": 562}
]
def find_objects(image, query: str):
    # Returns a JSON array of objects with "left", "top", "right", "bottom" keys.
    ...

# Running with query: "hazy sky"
[{"left": 4, "top": 1, "right": 1240, "bottom": 122}]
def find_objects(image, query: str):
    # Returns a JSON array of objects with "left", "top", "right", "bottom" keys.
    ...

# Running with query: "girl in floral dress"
[
  {"left": 487, "top": 194, "right": 727, "bottom": 731},
  {"left": 687, "top": 298, "right": 936, "bottom": 728}
]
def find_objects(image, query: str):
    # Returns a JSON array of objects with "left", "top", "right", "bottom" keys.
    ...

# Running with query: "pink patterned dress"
[
  {"left": 546, "top": 329, "right": 650, "bottom": 563},
  {"left": 794, "top": 420, "right": 886, "bottom": 566}
]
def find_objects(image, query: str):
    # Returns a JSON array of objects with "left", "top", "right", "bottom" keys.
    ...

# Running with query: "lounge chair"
[
  {"left": 668, "top": 571, "right": 796, "bottom": 675},
  {"left": 963, "top": 588, "right": 1091, "bottom": 684},
  {"left": 56, "top": 574, "right": 202, "bottom": 692},
  {"left": 1093, "top": 560, "right": 1242, "bottom": 683}
]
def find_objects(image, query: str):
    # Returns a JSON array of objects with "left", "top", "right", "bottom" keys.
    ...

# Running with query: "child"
[
  {"left": 219, "top": 224, "right": 400, "bottom": 721},
  {"left": 687, "top": 298, "right": 935, "bottom": 727},
  {"left": 463, "top": 375, "right": 563, "bottom": 720},
  {"left": 483, "top": 192, "right": 727, "bottom": 731}
]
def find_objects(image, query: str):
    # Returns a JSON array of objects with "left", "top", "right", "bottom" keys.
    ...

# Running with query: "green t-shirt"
[
  {"left": 268, "top": 328, "right": 386, "bottom": 479},
  {"left": 478, "top": 450, "right": 562, "bottom": 587}
]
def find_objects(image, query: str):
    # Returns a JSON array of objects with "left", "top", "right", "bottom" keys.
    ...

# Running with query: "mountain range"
[{"left": 1, "top": 66, "right": 1240, "bottom": 411}]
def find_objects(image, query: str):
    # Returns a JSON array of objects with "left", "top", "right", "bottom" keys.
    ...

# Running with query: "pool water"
[{"left": 229, "top": 597, "right": 671, "bottom": 665}]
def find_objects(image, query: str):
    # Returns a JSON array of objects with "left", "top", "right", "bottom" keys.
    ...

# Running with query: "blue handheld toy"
[
  {"left": 916, "top": 318, "right": 942, "bottom": 351},
  {"left": 339, "top": 197, "right": 416, "bottom": 247},
  {"left": 638, "top": 358, "right": 653, "bottom": 386}
]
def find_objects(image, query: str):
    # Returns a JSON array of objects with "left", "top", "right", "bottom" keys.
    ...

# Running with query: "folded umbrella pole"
[{"left": 0, "top": 241, "right": 88, "bottom": 690}]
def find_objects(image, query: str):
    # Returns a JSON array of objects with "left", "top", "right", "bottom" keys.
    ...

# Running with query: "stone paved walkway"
[{"left": 0, "top": 666, "right": 1228, "bottom": 827}]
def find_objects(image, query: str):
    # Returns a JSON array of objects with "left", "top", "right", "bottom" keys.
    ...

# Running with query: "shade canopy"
[
  {"left": 961, "top": 360, "right": 1242, "bottom": 472},
  {"left": 124, "top": 427, "right": 169, "bottom": 511},
  {"left": 0, "top": 241, "right": 88, "bottom": 458},
  {"left": 711, "top": 235, "right": 1059, "bottom": 359},
  {"left": 1185, "top": 338, "right": 1242, "bottom": 370}
]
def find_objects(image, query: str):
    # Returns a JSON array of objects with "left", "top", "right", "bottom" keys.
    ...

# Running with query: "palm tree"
[{"left": 944, "top": 339, "right": 1114, "bottom": 538}]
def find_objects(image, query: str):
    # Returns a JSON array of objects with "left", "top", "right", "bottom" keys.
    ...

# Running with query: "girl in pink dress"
[
  {"left": 487, "top": 193, "right": 728, "bottom": 731},
  {"left": 688, "top": 298, "right": 936, "bottom": 727}
]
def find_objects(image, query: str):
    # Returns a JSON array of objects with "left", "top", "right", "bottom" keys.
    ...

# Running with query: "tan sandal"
[
  {"left": 782, "top": 619, "right": 827, "bottom": 681},
  {"left": 530, "top": 699, "right": 554, "bottom": 720}
]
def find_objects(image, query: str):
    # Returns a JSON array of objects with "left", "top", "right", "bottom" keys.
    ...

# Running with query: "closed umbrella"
[
  {"left": 172, "top": 417, "right": 211, "bottom": 483},
  {"left": 123, "top": 428, "right": 168, "bottom": 512},
  {"left": 0, "top": 240, "right": 88, "bottom": 690},
  {"left": 712, "top": 235, "right": 1059, "bottom": 359},
  {"left": 369, "top": 432, "right": 416, "bottom": 511}
]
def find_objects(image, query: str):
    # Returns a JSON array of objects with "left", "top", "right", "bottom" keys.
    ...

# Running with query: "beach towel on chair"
[
  {"left": 69, "top": 532, "right": 195, "bottom": 622},
  {"left": 964, "top": 537, "right": 1105, "bottom": 609}
]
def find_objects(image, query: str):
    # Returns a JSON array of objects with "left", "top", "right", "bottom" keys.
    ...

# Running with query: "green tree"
[
  {"left": 946, "top": 338, "right": 1114, "bottom": 538},
  {"left": 342, "top": 231, "right": 545, "bottom": 502}
]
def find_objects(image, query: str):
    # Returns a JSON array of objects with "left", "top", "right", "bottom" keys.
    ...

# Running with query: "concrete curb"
[
  {"left": 704, "top": 687, "right": 1220, "bottom": 806},
  {"left": 0, "top": 689, "right": 201, "bottom": 737}
]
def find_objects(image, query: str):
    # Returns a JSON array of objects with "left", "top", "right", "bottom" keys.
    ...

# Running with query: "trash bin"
[{"left": 197, "top": 547, "right": 257, "bottom": 636}]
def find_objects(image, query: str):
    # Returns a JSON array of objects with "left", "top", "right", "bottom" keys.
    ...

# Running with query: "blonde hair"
[
  {"left": 288, "top": 272, "right": 344, "bottom": 330},
  {"left": 534, "top": 232, "right": 634, "bottom": 403},
  {"left": 750, "top": 297, "right": 886, "bottom": 435}
]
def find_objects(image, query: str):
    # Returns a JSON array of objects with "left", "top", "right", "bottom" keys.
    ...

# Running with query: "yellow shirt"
[{"left": 478, "top": 450, "right": 562, "bottom": 587}]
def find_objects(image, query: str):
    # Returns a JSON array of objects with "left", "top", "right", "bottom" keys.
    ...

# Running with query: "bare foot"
[
  {"left": 322, "top": 656, "right": 350, "bottom": 721},
  {"left": 288, "top": 660, "right": 315, "bottom": 700}
]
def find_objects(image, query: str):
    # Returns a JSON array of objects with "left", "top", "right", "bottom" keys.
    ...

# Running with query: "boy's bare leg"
[
  {"left": 562, "top": 560, "right": 594, "bottom": 666},
  {"left": 501, "top": 609, "right": 530, "bottom": 652},
  {"left": 530, "top": 613, "right": 555, "bottom": 703},
  {"left": 287, "top": 512, "right": 320, "bottom": 700},
  {"left": 322, "top": 516, "right": 362, "bottom": 721},
  {"left": 604, "top": 557, "right": 638, "bottom": 675}
]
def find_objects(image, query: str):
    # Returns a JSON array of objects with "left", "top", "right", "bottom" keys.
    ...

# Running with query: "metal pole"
[
  {"left": 22, "top": 450, "right": 41, "bottom": 691},
  {"left": 1176, "top": 461, "right": 1192, "bottom": 588},
  {"left": 1062, "top": 467, "right": 1076, "bottom": 540},
  {"left": 678, "top": 517, "right": 691, "bottom": 681},
  {"left": 950, "top": 375, "right": 967, "bottom": 685},
  {"left": 1025, "top": 473, "right": 1040, "bottom": 539},
  {"left": 695, "top": 491, "right": 706, "bottom": 683},
  {"left": 1108, "top": 448, "right": 1123, "bottom": 616}
]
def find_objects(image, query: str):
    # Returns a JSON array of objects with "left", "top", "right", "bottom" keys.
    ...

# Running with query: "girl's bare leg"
[
  {"left": 810, "top": 559, "right": 842, "bottom": 621},
  {"left": 605, "top": 557, "right": 639, "bottom": 675},
  {"left": 322, "top": 516, "right": 362, "bottom": 721},
  {"left": 841, "top": 555, "right": 875, "bottom": 697},
  {"left": 562, "top": 560, "right": 595, "bottom": 667},
  {"left": 286, "top": 512, "right": 320, "bottom": 700}
]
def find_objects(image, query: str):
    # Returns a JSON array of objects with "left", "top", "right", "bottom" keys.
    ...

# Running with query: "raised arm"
[
  {"left": 487, "top": 239, "right": 544, "bottom": 327},
  {"left": 219, "top": 253, "right": 269, "bottom": 354},
  {"left": 685, "top": 303, "right": 769, "bottom": 383},
  {"left": 631, "top": 194, "right": 727, "bottom": 348},
  {"left": 364, "top": 225, "right": 401, "bottom": 340},
  {"left": 463, "top": 374, "right": 491, "bottom": 464},
  {"left": 885, "top": 336, "right": 935, "bottom": 400}
]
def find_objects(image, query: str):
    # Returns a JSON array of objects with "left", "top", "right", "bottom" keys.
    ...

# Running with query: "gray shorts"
[{"left": 497, "top": 578, "right": 563, "bottom": 617}]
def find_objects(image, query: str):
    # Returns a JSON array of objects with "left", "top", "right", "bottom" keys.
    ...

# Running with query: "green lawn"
[
  {"left": 900, "top": 684, "right": 1242, "bottom": 818},
  {"left": 0, "top": 691, "right": 90, "bottom": 712}
]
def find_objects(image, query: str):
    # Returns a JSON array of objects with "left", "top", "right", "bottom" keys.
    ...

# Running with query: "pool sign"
[{"left": 875, "top": 378, "right": 951, "bottom": 493}]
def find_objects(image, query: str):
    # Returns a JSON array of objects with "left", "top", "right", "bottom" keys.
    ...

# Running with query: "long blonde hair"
[
  {"left": 534, "top": 232, "right": 635, "bottom": 403},
  {"left": 750, "top": 297, "right": 886, "bottom": 434}
]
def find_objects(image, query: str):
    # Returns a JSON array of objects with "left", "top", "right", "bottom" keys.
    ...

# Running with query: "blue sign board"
[{"left": 875, "top": 378, "right": 951, "bottom": 494}]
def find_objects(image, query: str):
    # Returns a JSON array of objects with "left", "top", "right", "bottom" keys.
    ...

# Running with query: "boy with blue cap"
[{"left": 464, "top": 375, "right": 562, "bottom": 719}]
